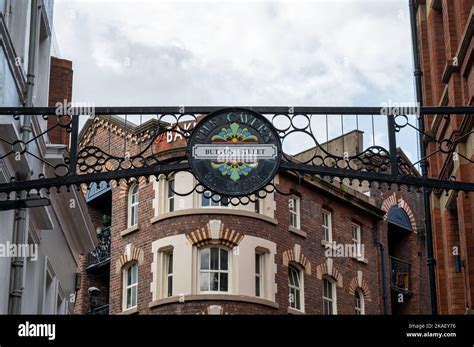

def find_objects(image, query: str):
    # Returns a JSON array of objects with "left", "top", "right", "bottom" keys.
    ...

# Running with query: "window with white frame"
[
  {"left": 199, "top": 247, "right": 229, "bottom": 293},
  {"left": 288, "top": 265, "right": 303, "bottom": 311},
  {"left": 255, "top": 253, "right": 264, "bottom": 297},
  {"left": 167, "top": 178, "right": 175, "bottom": 212},
  {"left": 355, "top": 289, "right": 365, "bottom": 315},
  {"left": 128, "top": 184, "right": 139, "bottom": 227},
  {"left": 200, "top": 191, "right": 228, "bottom": 208},
  {"left": 322, "top": 210, "right": 332, "bottom": 242},
  {"left": 288, "top": 197, "right": 300, "bottom": 229},
  {"left": 165, "top": 252, "right": 173, "bottom": 298},
  {"left": 351, "top": 223, "right": 361, "bottom": 247},
  {"left": 123, "top": 263, "right": 138, "bottom": 310},
  {"left": 323, "top": 277, "right": 337, "bottom": 315}
]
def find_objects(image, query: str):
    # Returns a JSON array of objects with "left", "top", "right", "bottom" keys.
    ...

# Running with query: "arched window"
[
  {"left": 323, "top": 276, "right": 337, "bottom": 315},
  {"left": 199, "top": 247, "right": 229, "bottom": 293},
  {"left": 355, "top": 289, "right": 365, "bottom": 315},
  {"left": 128, "top": 184, "right": 139, "bottom": 227},
  {"left": 123, "top": 262, "right": 138, "bottom": 311},
  {"left": 288, "top": 265, "right": 303, "bottom": 311}
]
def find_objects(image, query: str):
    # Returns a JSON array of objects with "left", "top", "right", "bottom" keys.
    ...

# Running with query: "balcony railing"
[
  {"left": 87, "top": 304, "right": 109, "bottom": 315},
  {"left": 390, "top": 256, "right": 411, "bottom": 293},
  {"left": 86, "top": 227, "right": 111, "bottom": 270}
]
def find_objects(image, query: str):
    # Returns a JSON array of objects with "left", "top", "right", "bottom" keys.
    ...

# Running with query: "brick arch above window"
[
  {"left": 348, "top": 270, "right": 371, "bottom": 301},
  {"left": 381, "top": 193, "right": 417, "bottom": 232},
  {"left": 115, "top": 243, "right": 145, "bottom": 274},
  {"left": 282, "top": 244, "right": 311, "bottom": 275},
  {"left": 185, "top": 220, "right": 244, "bottom": 248},
  {"left": 316, "top": 258, "right": 342, "bottom": 287}
]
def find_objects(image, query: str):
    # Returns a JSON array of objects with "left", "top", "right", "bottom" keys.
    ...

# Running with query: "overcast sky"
[{"left": 53, "top": 0, "right": 420, "bottom": 161}]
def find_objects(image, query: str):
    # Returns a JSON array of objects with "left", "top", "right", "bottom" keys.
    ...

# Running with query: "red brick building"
[
  {"left": 415, "top": 0, "right": 474, "bottom": 314},
  {"left": 74, "top": 115, "right": 430, "bottom": 315}
]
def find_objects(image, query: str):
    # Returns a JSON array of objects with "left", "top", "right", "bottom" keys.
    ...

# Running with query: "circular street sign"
[{"left": 187, "top": 108, "right": 282, "bottom": 197}]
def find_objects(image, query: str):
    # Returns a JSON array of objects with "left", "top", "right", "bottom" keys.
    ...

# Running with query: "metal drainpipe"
[
  {"left": 376, "top": 240, "right": 389, "bottom": 315},
  {"left": 408, "top": 0, "right": 438, "bottom": 315},
  {"left": 8, "top": 0, "right": 40, "bottom": 314}
]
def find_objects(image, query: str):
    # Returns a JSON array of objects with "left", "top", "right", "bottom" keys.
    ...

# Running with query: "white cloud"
[{"left": 54, "top": 0, "right": 418, "bottom": 159}]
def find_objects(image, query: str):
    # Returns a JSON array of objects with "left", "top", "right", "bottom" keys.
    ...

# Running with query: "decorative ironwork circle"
[{"left": 187, "top": 108, "right": 282, "bottom": 197}]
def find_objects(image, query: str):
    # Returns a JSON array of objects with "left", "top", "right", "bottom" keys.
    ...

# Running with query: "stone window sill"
[
  {"left": 287, "top": 307, "right": 305, "bottom": 315},
  {"left": 351, "top": 256, "right": 368, "bottom": 264},
  {"left": 118, "top": 306, "right": 138, "bottom": 315},
  {"left": 289, "top": 226, "right": 306, "bottom": 238},
  {"left": 149, "top": 294, "right": 279, "bottom": 310},
  {"left": 150, "top": 208, "right": 278, "bottom": 225},
  {"left": 121, "top": 225, "right": 139, "bottom": 237}
]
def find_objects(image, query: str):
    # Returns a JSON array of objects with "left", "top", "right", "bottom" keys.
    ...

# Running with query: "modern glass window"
[
  {"left": 351, "top": 223, "right": 361, "bottom": 247},
  {"left": 199, "top": 247, "right": 229, "bottom": 293},
  {"left": 201, "top": 191, "right": 228, "bottom": 207},
  {"left": 255, "top": 253, "right": 263, "bottom": 297},
  {"left": 167, "top": 179, "right": 175, "bottom": 212},
  {"left": 322, "top": 210, "right": 332, "bottom": 242},
  {"left": 289, "top": 197, "right": 300, "bottom": 229},
  {"left": 355, "top": 289, "right": 365, "bottom": 315},
  {"left": 323, "top": 277, "right": 336, "bottom": 315},
  {"left": 124, "top": 263, "right": 138, "bottom": 310},
  {"left": 128, "top": 184, "right": 139, "bottom": 227},
  {"left": 166, "top": 252, "right": 173, "bottom": 297},
  {"left": 288, "top": 265, "right": 302, "bottom": 311}
]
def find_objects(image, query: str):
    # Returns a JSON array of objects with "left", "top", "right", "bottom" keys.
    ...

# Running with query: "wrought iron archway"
[{"left": 0, "top": 106, "right": 473, "bottom": 201}]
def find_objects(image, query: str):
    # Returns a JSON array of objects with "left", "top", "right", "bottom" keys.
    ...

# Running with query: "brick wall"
[
  {"left": 47, "top": 56, "right": 73, "bottom": 146},
  {"left": 417, "top": 0, "right": 474, "bottom": 314}
]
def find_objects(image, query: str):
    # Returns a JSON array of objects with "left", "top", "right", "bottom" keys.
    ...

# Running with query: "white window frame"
[
  {"left": 322, "top": 210, "right": 332, "bottom": 243},
  {"left": 198, "top": 246, "right": 230, "bottom": 294},
  {"left": 351, "top": 223, "right": 361, "bottom": 247},
  {"left": 323, "top": 276, "right": 337, "bottom": 315},
  {"left": 128, "top": 183, "right": 139, "bottom": 227},
  {"left": 122, "top": 262, "right": 138, "bottom": 311},
  {"left": 167, "top": 178, "right": 175, "bottom": 212},
  {"left": 288, "top": 197, "right": 300, "bottom": 229},
  {"left": 288, "top": 265, "right": 304, "bottom": 312},
  {"left": 355, "top": 289, "right": 365, "bottom": 315},
  {"left": 255, "top": 253, "right": 264, "bottom": 298}
]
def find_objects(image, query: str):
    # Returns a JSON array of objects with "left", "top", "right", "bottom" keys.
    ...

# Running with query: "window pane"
[
  {"left": 167, "top": 253, "right": 173, "bottom": 274},
  {"left": 210, "top": 272, "right": 219, "bottom": 291},
  {"left": 255, "top": 254, "right": 260, "bottom": 274},
  {"left": 131, "top": 264, "right": 138, "bottom": 284},
  {"left": 127, "top": 266, "right": 132, "bottom": 286},
  {"left": 199, "top": 272, "right": 210, "bottom": 291},
  {"left": 131, "top": 286, "right": 137, "bottom": 307},
  {"left": 256, "top": 276, "right": 260, "bottom": 297},
  {"left": 168, "top": 180, "right": 174, "bottom": 197},
  {"left": 295, "top": 289, "right": 301, "bottom": 310},
  {"left": 169, "top": 198, "right": 174, "bottom": 212},
  {"left": 219, "top": 273, "right": 228, "bottom": 292},
  {"left": 201, "top": 193, "right": 210, "bottom": 207},
  {"left": 127, "top": 288, "right": 132, "bottom": 308},
  {"left": 210, "top": 248, "right": 219, "bottom": 270},
  {"left": 200, "top": 249, "right": 210, "bottom": 270},
  {"left": 167, "top": 276, "right": 173, "bottom": 297},
  {"left": 220, "top": 249, "right": 228, "bottom": 270}
]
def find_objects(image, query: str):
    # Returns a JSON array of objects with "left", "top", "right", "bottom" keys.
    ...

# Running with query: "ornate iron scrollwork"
[{"left": 0, "top": 106, "right": 472, "bottom": 200}]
